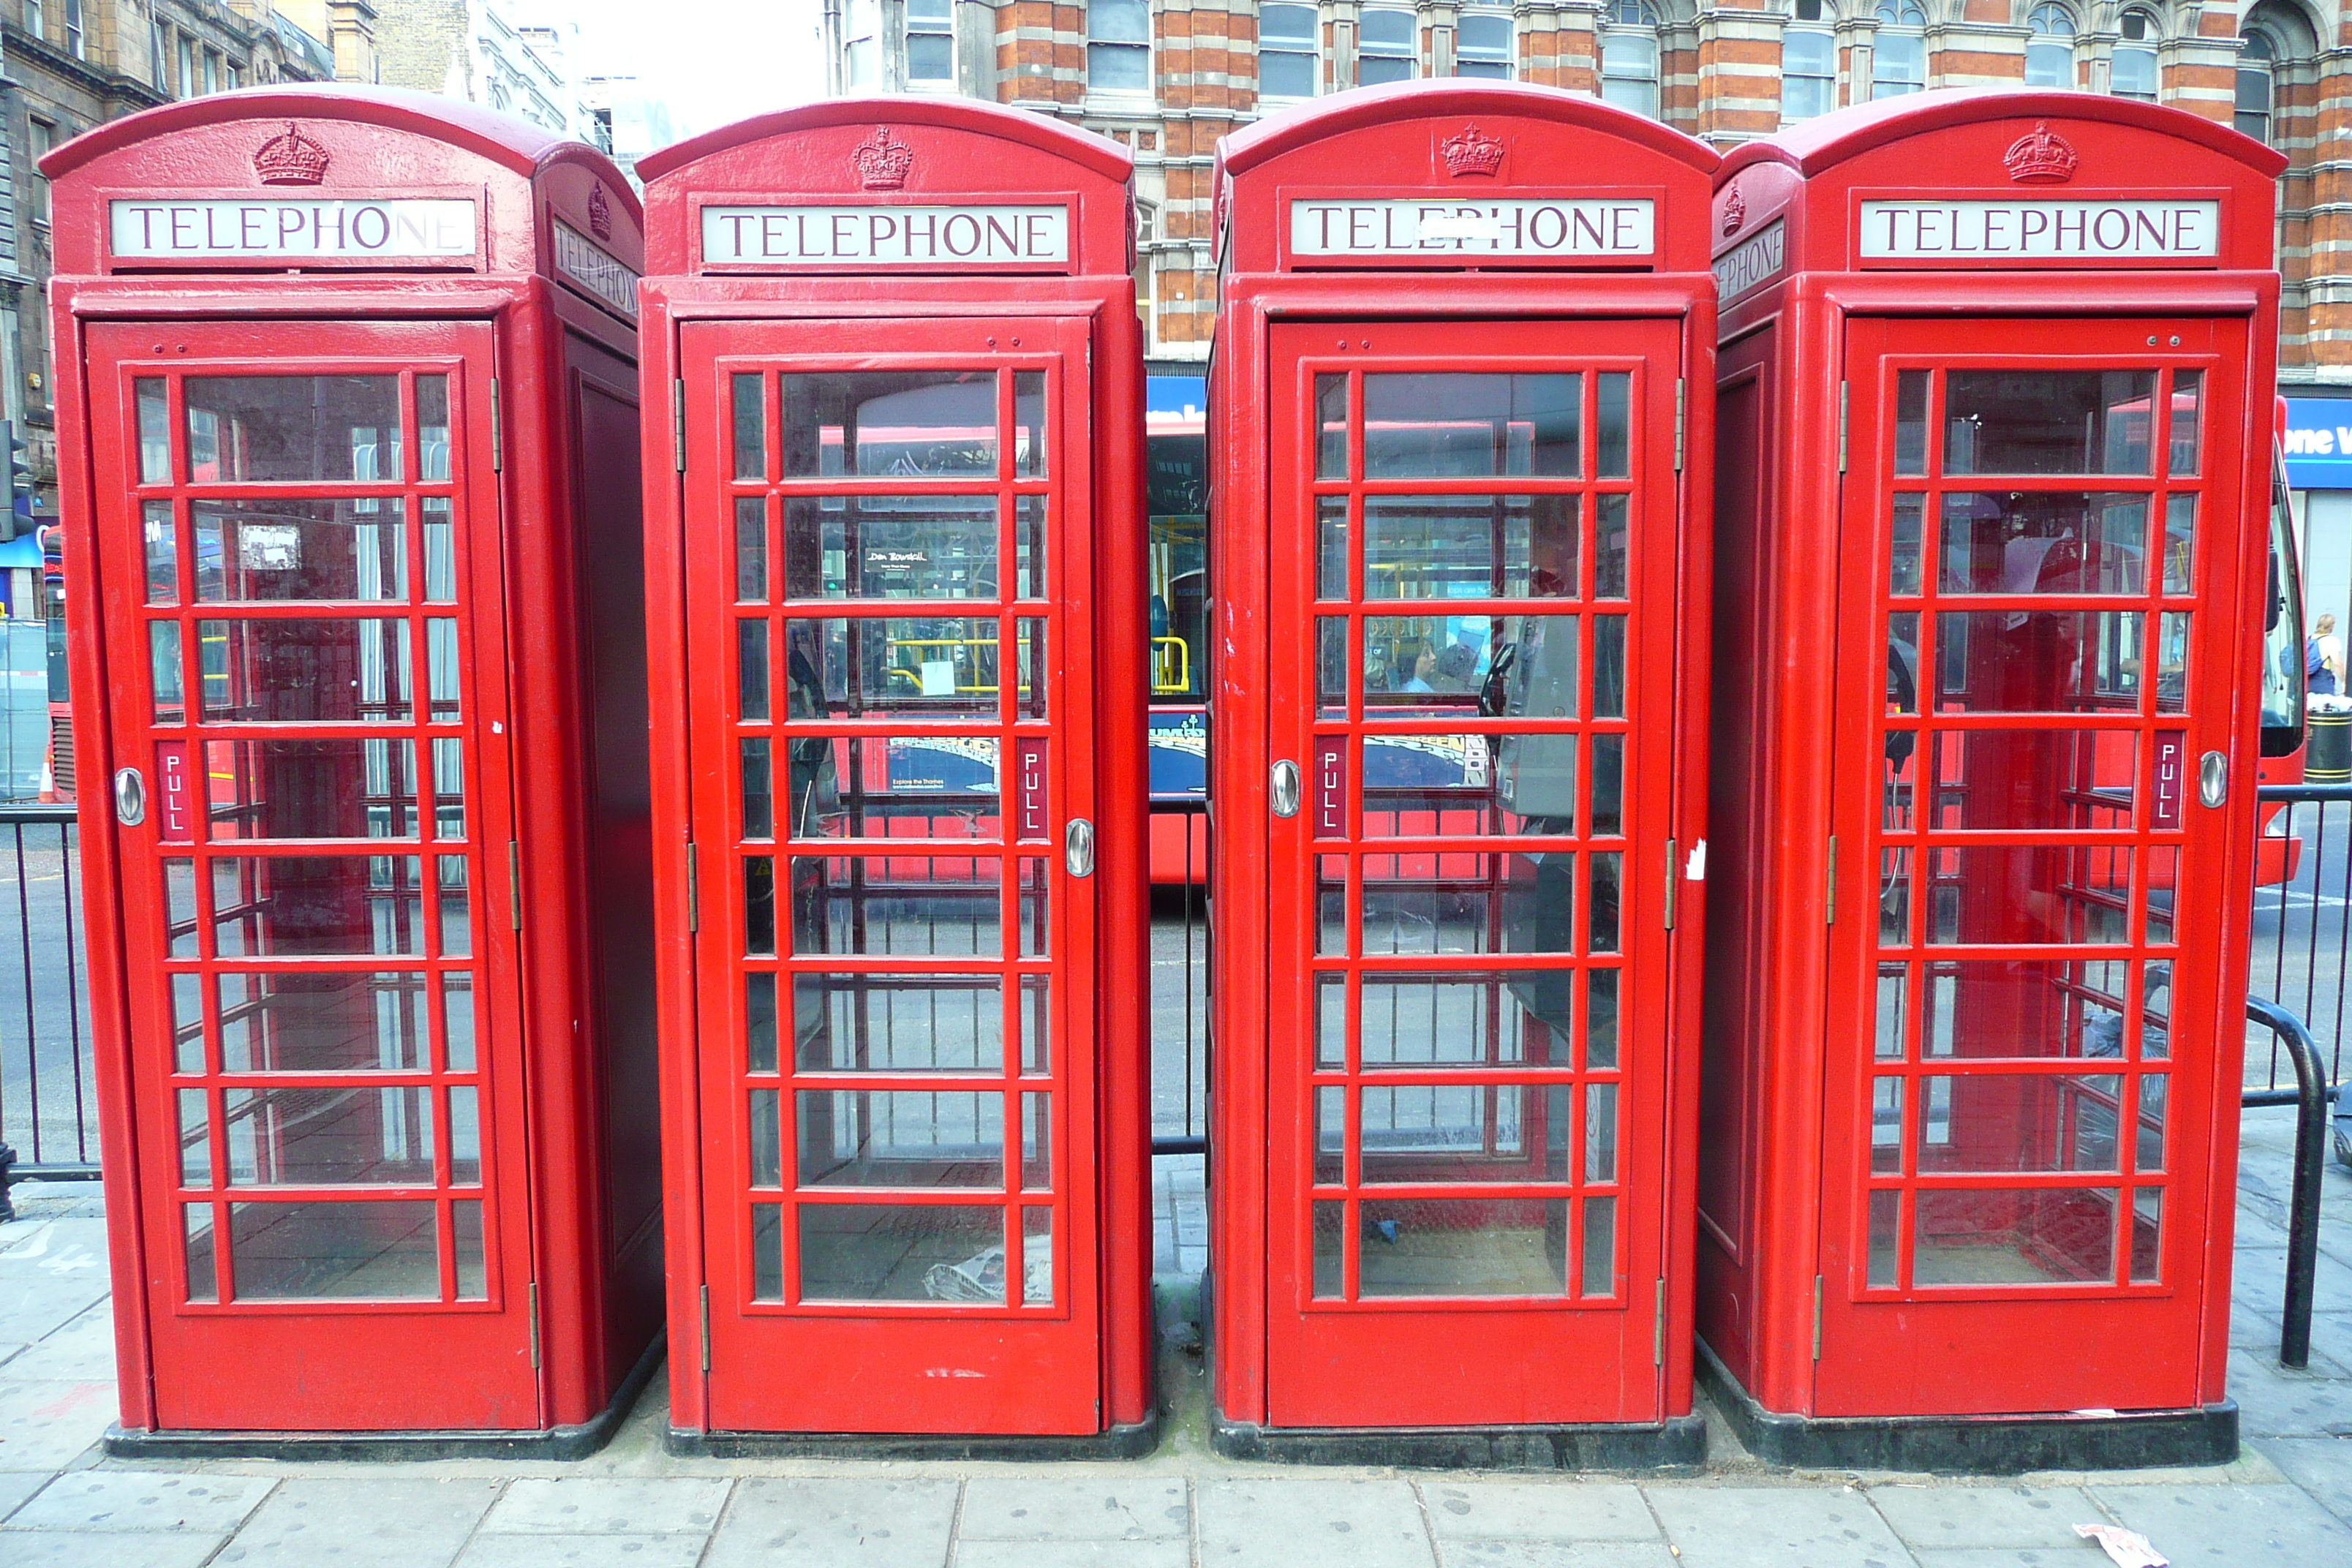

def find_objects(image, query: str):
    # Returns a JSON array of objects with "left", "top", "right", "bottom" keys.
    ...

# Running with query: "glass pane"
[
  {"left": 789, "top": 853, "right": 1002, "bottom": 955},
  {"left": 1370, "top": 613, "right": 1567, "bottom": 713},
  {"left": 1021, "top": 1094, "right": 1050, "bottom": 1190},
  {"left": 1362, "top": 374, "right": 1580, "bottom": 478},
  {"left": 1586, "top": 969, "right": 1618, "bottom": 1071},
  {"left": 416, "top": 377, "right": 450, "bottom": 481},
  {"left": 1585, "top": 1082, "right": 1616, "bottom": 1182},
  {"left": 1923, "top": 845, "right": 2128, "bottom": 946},
  {"left": 745, "top": 971, "right": 778, "bottom": 1073},
  {"left": 1914, "top": 1074, "right": 2125, "bottom": 1173},
  {"left": 1929, "top": 610, "right": 2143, "bottom": 715},
  {"left": 1014, "top": 372, "right": 1046, "bottom": 477},
  {"left": 1872, "top": 1077, "right": 1903, "bottom": 1172},
  {"left": 1895, "top": 370, "right": 1929, "bottom": 474},
  {"left": 193, "top": 499, "right": 407, "bottom": 603},
  {"left": 1317, "top": 373, "right": 1348, "bottom": 478},
  {"left": 1581, "top": 1196, "right": 1614, "bottom": 1298},
  {"left": 437, "top": 855, "right": 470, "bottom": 957},
  {"left": 442, "top": 972, "right": 475, "bottom": 1071},
  {"left": 753, "top": 1203, "right": 783, "bottom": 1300},
  {"left": 797, "top": 1090, "right": 1003, "bottom": 1187},
  {"left": 1017, "top": 618, "right": 1047, "bottom": 718},
  {"left": 740, "top": 738, "right": 773, "bottom": 839},
  {"left": 1021, "top": 1207, "right": 1053, "bottom": 1305},
  {"left": 428, "top": 617, "right": 459, "bottom": 723},
  {"left": 1589, "top": 733, "right": 1623, "bottom": 837},
  {"left": 733, "top": 372, "right": 765, "bottom": 481},
  {"left": 1357, "top": 852, "right": 1575, "bottom": 957},
  {"left": 1926, "top": 728, "right": 2136, "bottom": 833},
  {"left": 197, "top": 617, "right": 410, "bottom": 723},
  {"left": 2144, "top": 959, "right": 2171, "bottom": 1057},
  {"left": 448, "top": 1085, "right": 480, "bottom": 1184},
  {"left": 2131, "top": 1188, "right": 2162, "bottom": 1282},
  {"left": 1944, "top": 371, "right": 2155, "bottom": 475},
  {"left": 1020, "top": 975, "right": 1049, "bottom": 1074},
  {"left": 1319, "top": 619, "right": 1349, "bottom": 715},
  {"left": 1588, "top": 851, "right": 1621, "bottom": 953},
  {"left": 229, "top": 1199, "right": 439, "bottom": 1300},
  {"left": 1914, "top": 1187, "right": 2116, "bottom": 1286},
  {"left": 2168, "top": 370, "right": 2201, "bottom": 475},
  {"left": 1363, "top": 496, "right": 1578, "bottom": 600},
  {"left": 1316, "top": 971, "right": 1345, "bottom": 1066},
  {"left": 2163, "top": 494, "right": 2195, "bottom": 595},
  {"left": 138, "top": 377, "right": 171, "bottom": 483},
  {"left": 783, "top": 495, "right": 999, "bottom": 600},
  {"left": 1015, "top": 495, "right": 1046, "bottom": 600},
  {"left": 1919, "top": 957, "right": 2138, "bottom": 1059},
  {"left": 1019, "top": 858, "right": 1049, "bottom": 956},
  {"left": 172, "top": 972, "right": 204, "bottom": 1074},
  {"left": 224, "top": 1085, "right": 435, "bottom": 1185},
  {"left": 152, "top": 621, "right": 186, "bottom": 724},
  {"left": 1358, "top": 975, "right": 1566, "bottom": 1067},
  {"left": 744, "top": 855, "right": 774, "bottom": 955},
  {"left": 1869, "top": 1190, "right": 1900, "bottom": 1286},
  {"left": 218, "top": 970, "right": 429, "bottom": 1072},
  {"left": 1357, "top": 1083, "right": 1569, "bottom": 1185},
  {"left": 738, "top": 619, "right": 769, "bottom": 721},
  {"left": 789, "top": 735, "right": 1000, "bottom": 840},
  {"left": 209, "top": 854, "right": 428, "bottom": 957},
  {"left": 2136, "top": 1073, "right": 2167, "bottom": 1171},
  {"left": 453, "top": 1199, "right": 484, "bottom": 1300},
  {"left": 794, "top": 973, "right": 1005, "bottom": 1072},
  {"left": 1594, "top": 494, "right": 1627, "bottom": 600},
  {"left": 1315, "top": 1085, "right": 1345, "bottom": 1184},
  {"left": 185, "top": 1205, "right": 217, "bottom": 1302},
  {"left": 1357, "top": 1197, "right": 1569, "bottom": 1298},
  {"left": 1889, "top": 494, "right": 1923, "bottom": 596},
  {"left": 2155, "top": 613, "right": 2190, "bottom": 712},
  {"left": 203, "top": 738, "right": 417, "bottom": 841},
  {"left": 747, "top": 1089, "right": 782, "bottom": 1186},
  {"left": 1494, "top": 736, "right": 1577, "bottom": 835},
  {"left": 1938, "top": 493, "right": 2146, "bottom": 595},
  {"left": 785, "top": 617, "right": 1000, "bottom": 718},
  {"left": 1876, "top": 964, "right": 1907, "bottom": 1060},
  {"left": 423, "top": 499, "right": 455, "bottom": 601},
  {"left": 736, "top": 497, "right": 767, "bottom": 600},
  {"left": 1591, "top": 616, "right": 1625, "bottom": 718},
  {"left": 1596, "top": 372, "right": 1630, "bottom": 478},
  {"left": 431, "top": 738, "right": 465, "bottom": 840},
  {"left": 178, "top": 1088, "right": 211, "bottom": 1186},
  {"left": 145, "top": 500, "right": 178, "bottom": 603},
  {"left": 184, "top": 376, "right": 402, "bottom": 483},
  {"left": 1313, "top": 1200, "right": 1344, "bottom": 1298},
  {"left": 783, "top": 372, "right": 996, "bottom": 478},
  {"left": 797, "top": 1203, "right": 1004, "bottom": 1303}
]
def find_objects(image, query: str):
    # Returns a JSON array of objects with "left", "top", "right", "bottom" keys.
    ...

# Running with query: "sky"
[{"left": 560, "top": 0, "right": 830, "bottom": 138}]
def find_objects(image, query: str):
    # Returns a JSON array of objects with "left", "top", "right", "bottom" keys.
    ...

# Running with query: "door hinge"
[
  {"left": 685, "top": 842, "right": 698, "bottom": 933},
  {"left": 1662, "top": 837, "right": 1678, "bottom": 930},
  {"left": 1654, "top": 1279, "right": 1666, "bottom": 1367},
  {"left": 489, "top": 378, "right": 504, "bottom": 472},
  {"left": 673, "top": 379, "right": 686, "bottom": 472},
  {"left": 1812, "top": 1274, "right": 1824, "bottom": 1361},
  {"left": 1825, "top": 834, "right": 1838, "bottom": 925},
  {"left": 508, "top": 841, "right": 522, "bottom": 931},
  {"left": 1836, "top": 380, "right": 1850, "bottom": 475},
  {"left": 699, "top": 1284, "right": 712, "bottom": 1373},
  {"left": 1673, "top": 377, "right": 1686, "bottom": 472},
  {"left": 528, "top": 1281, "right": 541, "bottom": 1369}
]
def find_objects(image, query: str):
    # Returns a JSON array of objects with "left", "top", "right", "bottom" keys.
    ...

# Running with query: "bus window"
[
  {"left": 2263, "top": 442, "right": 2307, "bottom": 757},
  {"left": 1149, "top": 426, "right": 1207, "bottom": 701}
]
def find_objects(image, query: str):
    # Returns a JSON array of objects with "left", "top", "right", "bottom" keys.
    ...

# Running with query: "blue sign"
[
  {"left": 2282, "top": 396, "right": 2352, "bottom": 489},
  {"left": 1147, "top": 374, "right": 1205, "bottom": 418}
]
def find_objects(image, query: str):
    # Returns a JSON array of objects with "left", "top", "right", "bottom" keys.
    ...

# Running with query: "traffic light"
[{"left": 0, "top": 422, "right": 29, "bottom": 544}]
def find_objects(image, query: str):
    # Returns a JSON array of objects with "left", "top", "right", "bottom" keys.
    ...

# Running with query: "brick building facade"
[{"left": 819, "top": 0, "right": 2344, "bottom": 380}]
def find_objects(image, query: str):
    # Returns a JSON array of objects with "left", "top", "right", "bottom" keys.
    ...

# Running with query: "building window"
[
  {"left": 907, "top": 0, "right": 954, "bottom": 85},
  {"left": 1872, "top": 0, "right": 1927, "bottom": 99},
  {"left": 1358, "top": 7, "right": 1417, "bottom": 86},
  {"left": 151, "top": 21, "right": 170, "bottom": 88},
  {"left": 29, "top": 119, "right": 56, "bottom": 225},
  {"left": 1088, "top": 0, "right": 1152, "bottom": 94},
  {"left": 178, "top": 37, "right": 197, "bottom": 97},
  {"left": 1457, "top": 0, "right": 1513, "bottom": 79},
  {"left": 1600, "top": 0, "right": 1662, "bottom": 120},
  {"left": 2114, "top": 10, "right": 2158, "bottom": 102},
  {"left": 1261, "top": 3, "right": 1319, "bottom": 97},
  {"left": 227, "top": 61, "right": 241, "bottom": 91},
  {"left": 204, "top": 50, "right": 220, "bottom": 95},
  {"left": 2024, "top": 5, "right": 2072, "bottom": 89},
  {"left": 1784, "top": 1, "right": 1834, "bottom": 123},
  {"left": 62, "top": 0, "right": 83, "bottom": 58},
  {"left": 844, "top": 0, "right": 880, "bottom": 88},
  {"left": 2236, "top": 30, "right": 2274, "bottom": 146},
  {"left": 24, "top": 0, "right": 42, "bottom": 43}
]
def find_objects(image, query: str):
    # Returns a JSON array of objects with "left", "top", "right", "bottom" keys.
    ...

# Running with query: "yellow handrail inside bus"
[{"left": 1152, "top": 636, "right": 1191, "bottom": 694}]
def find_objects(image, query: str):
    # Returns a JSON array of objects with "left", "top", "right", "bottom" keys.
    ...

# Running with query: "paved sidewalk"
[{"left": 1, "top": 1108, "right": 2348, "bottom": 1567}]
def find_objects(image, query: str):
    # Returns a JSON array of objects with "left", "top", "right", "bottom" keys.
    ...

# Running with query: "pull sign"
[
  {"left": 1015, "top": 738, "right": 1049, "bottom": 840},
  {"left": 2152, "top": 731, "right": 2187, "bottom": 829},
  {"left": 1315, "top": 738, "right": 1346, "bottom": 837},
  {"left": 154, "top": 741, "right": 192, "bottom": 843}
]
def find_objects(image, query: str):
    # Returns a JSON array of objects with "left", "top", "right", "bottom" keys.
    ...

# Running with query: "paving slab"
[
  {"left": 958, "top": 1474, "right": 1188, "bottom": 1539},
  {"left": 4, "top": 1306, "right": 118, "bottom": 1384},
  {"left": 1418, "top": 1480, "right": 1659, "bottom": 1542},
  {"left": 0, "top": 1275, "right": 110, "bottom": 1348},
  {"left": 1646, "top": 1486, "right": 1920, "bottom": 1568},
  {"left": 2248, "top": 1437, "right": 2352, "bottom": 1525},
  {"left": 0, "top": 1380, "right": 114, "bottom": 1471},
  {"left": 0, "top": 1469, "right": 52, "bottom": 1520},
  {"left": 2087, "top": 1480, "right": 2352, "bottom": 1561},
  {"left": 2225, "top": 1354, "right": 2352, "bottom": 1438},
  {"left": 1905, "top": 1553, "right": 2106, "bottom": 1567},
  {"left": 1863, "top": 1485, "right": 2095, "bottom": 1552},
  {"left": 4, "top": 1469, "right": 272, "bottom": 1533},
  {"left": 955, "top": 1542, "right": 1192, "bottom": 1568},
  {"left": 1439, "top": 1545, "right": 1680, "bottom": 1568},
  {"left": 479, "top": 1477, "right": 731, "bottom": 1535},
  {"left": 210, "top": 1477, "right": 503, "bottom": 1568},
  {"left": 0, "top": 1529, "right": 227, "bottom": 1567},
  {"left": 702, "top": 1477, "right": 960, "bottom": 1568},
  {"left": 1196, "top": 1477, "right": 1435, "bottom": 1568},
  {"left": 454, "top": 1531, "right": 712, "bottom": 1568}
]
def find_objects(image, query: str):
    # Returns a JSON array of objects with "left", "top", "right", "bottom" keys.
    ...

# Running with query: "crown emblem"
[
  {"left": 1440, "top": 124, "right": 1506, "bottom": 178},
  {"left": 1722, "top": 184, "right": 1746, "bottom": 237},
  {"left": 587, "top": 181, "right": 613, "bottom": 240},
  {"left": 853, "top": 128, "right": 914, "bottom": 191},
  {"left": 253, "top": 121, "right": 329, "bottom": 186},
  {"left": 2002, "top": 121, "right": 2078, "bottom": 184}
]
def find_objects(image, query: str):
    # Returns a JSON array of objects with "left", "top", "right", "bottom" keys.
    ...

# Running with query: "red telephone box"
[
  {"left": 45, "top": 88, "right": 661, "bottom": 1455},
  {"left": 1207, "top": 81, "right": 1716, "bottom": 1465},
  {"left": 635, "top": 99, "right": 1152, "bottom": 1452},
  {"left": 1703, "top": 91, "right": 2286, "bottom": 1470}
]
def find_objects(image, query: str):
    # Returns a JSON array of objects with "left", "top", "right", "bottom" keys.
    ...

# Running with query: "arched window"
[
  {"left": 2024, "top": 5, "right": 2073, "bottom": 90},
  {"left": 1601, "top": 0, "right": 1662, "bottom": 120},
  {"left": 1784, "top": 0, "right": 1836, "bottom": 122},
  {"left": 2236, "top": 29, "right": 2275, "bottom": 145},
  {"left": 1359, "top": 6, "right": 1417, "bottom": 84},
  {"left": 1457, "top": 0, "right": 1515, "bottom": 79},
  {"left": 1261, "top": 3, "right": 1320, "bottom": 97},
  {"left": 2113, "top": 9, "right": 2158, "bottom": 102},
  {"left": 1872, "top": 0, "right": 1927, "bottom": 99}
]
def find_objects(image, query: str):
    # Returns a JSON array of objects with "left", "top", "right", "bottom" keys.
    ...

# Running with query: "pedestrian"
[{"left": 2310, "top": 613, "right": 2343, "bottom": 697}]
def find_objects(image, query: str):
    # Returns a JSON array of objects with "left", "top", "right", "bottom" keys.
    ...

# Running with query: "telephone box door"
[
  {"left": 681, "top": 316, "right": 1101, "bottom": 1434},
  {"left": 1264, "top": 317, "right": 1684, "bottom": 1428},
  {"left": 1821, "top": 316, "right": 2249, "bottom": 1416},
  {"left": 88, "top": 319, "right": 539, "bottom": 1431}
]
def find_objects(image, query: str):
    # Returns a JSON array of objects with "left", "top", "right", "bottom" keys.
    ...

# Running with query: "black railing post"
[
  {"left": 2246, "top": 997, "right": 2330, "bottom": 1369},
  {"left": 0, "top": 1140, "right": 15, "bottom": 1223}
]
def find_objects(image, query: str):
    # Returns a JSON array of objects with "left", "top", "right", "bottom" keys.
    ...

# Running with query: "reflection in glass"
[
  {"left": 1358, "top": 853, "right": 1578, "bottom": 959},
  {"left": 2137, "top": 1073, "right": 2168, "bottom": 1171},
  {"left": 443, "top": 972, "right": 475, "bottom": 1071},
  {"left": 797, "top": 1090, "right": 1004, "bottom": 1187},
  {"left": 1926, "top": 728, "right": 2135, "bottom": 833},
  {"left": 783, "top": 371, "right": 997, "bottom": 478},
  {"left": 746, "top": 970, "right": 777, "bottom": 1073},
  {"left": 1014, "top": 371, "right": 1047, "bottom": 476},
  {"left": 197, "top": 618, "right": 410, "bottom": 723},
  {"left": 194, "top": 499, "right": 407, "bottom": 602},
  {"left": 741, "top": 738, "right": 773, "bottom": 839},
  {"left": 1890, "top": 494, "right": 1922, "bottom": 596},
  {"left": 1313, "top": 1201, "right": 1345, "bottom": 1298},
  {"left": 794, "top": 972, "right": 1005, "bottom": 1072},
  {"left": 1895, "top": 370, "right": 1929, "bottom": 474},
  {"left": 1877, "top": 964, "right": 1907, "bottom": 1060},
  {"left": 1869, "top": 1191, "right": 1900, "bottom": 1287},
  {"left": 229, "top": 1199, "right": 440, "bottom": 1300},
  {"left": 186, "top": 1205, "right": 218, "bottom": 1301},
  {"left": 208, "top": 855, "right": 429, "bottom": 957},
  {"left": 153, "top": 622, "right": 186, "bottom": 724},
  {"left": 784, "top": 494, "right": 998, "bottom": 599},
  {"left": 1588, "top": 851, "right": 1621, "bottom": 953},
  {"left": 139, "top": 378, "right": 172, "bottom": 484},
  {"left": 423, "top": 499, "right": 456, "bottom": 601},
  {"left": 1929, "top": 610, "right": 2143, "bottom": 714},
  {"left": 1923, "top": 845, "right": 2129, "bottom": 947},
  {"left": 785, "top": 617, "right": 999, "bottom": 718},
  {"left": 416, "top": 376, "right": 450, "bottom": 483},
  {"left": 1316, "top": 971, "right": 1345, "bottom": 1066},
  {"left": 1022, "top": 1207, "right": 1054, "bottom": 1305},
  {"left": 2131, "top": 1189, "right": 2162, "bottom": 1282},
  {"left": 736, "top": 497, "right": 767, "bottom": 600},
  {"left": 1015, "top": 495, "right": 1047, "bottom": 600},
  {"left": 1580, "top": 1197, "right": 1614, "bottom": 1298},
  {"left": 1315, "top": 1085, "right": 1345, "bottom": 1184},
  {"left": 1872, "top": 1077, "right": 1903, "bottom": 1172},
  {"left": 1363, "top": 374, "right": 1580, "bottom": 478},
  {"left": 1316, "top": 374, "right": 1347, "bottom": 478},
  {"left": 1356, "top": 1083, "right": 1569, "bottom": 1185},
  {"left": 222, "top": 1082, "right": 437, "bottom": 1186},
  {"left": 1587, "top": 969, "right": 1618, "bottom": 1070},
  {"left": 185, "top": 376, "right": 402, "bottom": 483},
  {"left": 1356, "top": 1196, "right": 1569, "bottom": 1298},
  {"left": 790, "top": 853, "right": 1002, "bottom": 955},
  {"left": 753, "top": 1203, "right": 783, "bottom": 1300},
  {"left": 2155, "top": 612, "right": 2190, "bottom": 712},
  {"left": 1589, "top": 734, "right": 1623, "bottom": 837},
  {"left": 1021, "top": 974, "right": 1049, "bottom": 1074},
  {"left": 2163, "top": 495, "right": 2195, "bottom": 595},
  {"left": 2168, "top": 370, "right": 2202, "bottom": 475},
  {"left": 1915, "top": 1074, "right": 2122, "bottom": 1172},
  {"left": 1358, "top": 975, "right": 1564, "bottom": 1067},
  {"left": 1318, "top": 497, "right": 1349, "bottom": 600},
  {"left": 453, "top": 1200, "right": 485, "bottom": 1300},
  {"left": 202, "top": 737, "right": 416, "bottom": 840},
  {"left": 1592, "top": 617, "right": 1625, "bottom": 719},
  {"left": 1914, "top": 1187, "right": 2116, "bottom": 1285},
  {"left": 783, "top": 735, "right": 1000, "bottom": 841},
  {"left": 1363, "top": 495, "right": 1579, "bottom": 600},
  {"left": 798, "top": 1203, "right": 1004, "bottom": 1303},
  {"left": 1319, "top": 619, "right": 1349, "bottom": 715},
  {"left": 1596, "top": 373, "right": 1631, "bottom": 478},
  {"left": 738, "top": 619, "right": 769, "bottom": 722},
  {"left": 1594, "top": 494, "right": 1627, "bottom": 599},
  {"left": 733, "top": 373, "right": 764, "bottom": 480},
  {"left": 1938, "top": 493, "right": 2146, "bottom": 595},
  {"left": 1945, "top": 371, "right": 2155, "bottom": 475},
  {"left": 146, "top": 501, "right": 178, "bottom": 604},
  {"left": 173, "top": 973, "right": 204, "bottom": 1074}
]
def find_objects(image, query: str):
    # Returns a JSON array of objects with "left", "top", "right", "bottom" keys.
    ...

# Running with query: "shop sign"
[
  {"left": 1288, "top": 199, "right": 1656, "bottom": 258},
  {"left": 1859, "top": 200, "right": 2219, "bottom": 260},
  {"left": 700, "top": 205, "right": 1070, "bottom": 265},
  {"left": 109, "top": 197, "right": 478, "bottom": 260}
]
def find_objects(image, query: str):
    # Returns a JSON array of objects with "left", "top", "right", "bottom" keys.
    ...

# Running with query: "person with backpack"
[{"left": 2309, "top": 613, "right": 2343, "bottom": 698}]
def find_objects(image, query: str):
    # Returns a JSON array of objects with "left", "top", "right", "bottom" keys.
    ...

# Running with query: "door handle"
[
  {"left": 1065, "top": 817, "right": 1095, "bottom": 878},
  {"left": 113, "top": 767, "right": 146, "bottom": 827},
  {"left": 1271, "top": 759, "right": 1302, "bottom": 818},
  {"left": 2198, "top": 750, "right": 2228, "bottom": 809}
]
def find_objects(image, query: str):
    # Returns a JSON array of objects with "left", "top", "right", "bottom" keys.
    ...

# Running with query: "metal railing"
[
  {"left": 0, "top": 803, "right": 93, "bottom": 1221},
  {"left": 1150, "top": 798, "right": 1209, "bottom": 1157},
  {"left": 2247, "top": 783, "right": 2352, "bottom": 1103},
  {"left": 2245, "top": 997, "right": 2334, "bottom": 1368}
]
